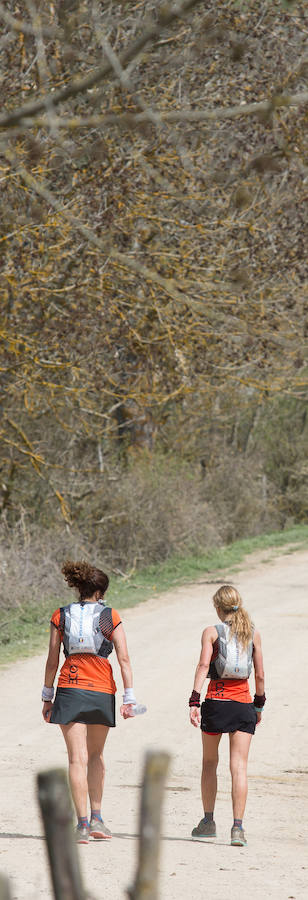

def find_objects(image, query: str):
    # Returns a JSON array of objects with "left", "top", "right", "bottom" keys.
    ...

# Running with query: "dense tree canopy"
[{"left": 0, "top": 0, "right": 307, "bottom": 542}]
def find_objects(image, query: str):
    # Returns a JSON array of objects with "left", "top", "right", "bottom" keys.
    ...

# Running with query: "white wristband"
[
  {"left": 42, "top": 685, "right": 54, "bottom": 701},
  {"left": 123, "top": 688, "right": 136, "bottom": 705}
]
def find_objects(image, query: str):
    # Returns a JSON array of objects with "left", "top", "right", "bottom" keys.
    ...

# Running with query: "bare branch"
[
  {"left": 17, "top": 89, "right": 307, "bottom": 133},
  {"left": 24, "top": 1, "right": 50, "bottom": 91},
  {"left": 1, "top": 146, "right": 213, "bottom": 310},
  {"left": 0, "top": 0, "right": 204, "bottom": 130},
  {"left": 6, "top": 89, "right": 308, "bottom": 140},
  {"left": 91, "top": 2, "right": 163, "bottom": 129},
  {"left": 0, "top": 2, "right": 58, "bottom": 38}
]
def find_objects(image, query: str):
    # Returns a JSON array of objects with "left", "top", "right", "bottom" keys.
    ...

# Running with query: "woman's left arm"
[
  {"left": 112, "top": 623, "right": 135, "bottom": 718},
  {"left": 42, "top": 625, "right": 61, "bottom": 722},
  {"left": 252, "top": 629, "right": 265, "bottom": 724}
]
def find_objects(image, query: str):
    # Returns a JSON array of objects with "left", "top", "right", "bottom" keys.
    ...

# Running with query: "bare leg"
[
  {"left": 229, "top": 731, "right": 252, "bottom": 820},
  {"left": 60, "top": 723, "right": 88, "bottom": 818},
  {"left": 86, "top": 724, "right": 109, "bottom": 813},
  {"left": 201, "top": 732, "right": 222, "bottom": 814}
]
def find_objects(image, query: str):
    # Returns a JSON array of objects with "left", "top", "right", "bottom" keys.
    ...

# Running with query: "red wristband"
[{"left": 189, "top": 690, "right": 201, "bottom": 708}]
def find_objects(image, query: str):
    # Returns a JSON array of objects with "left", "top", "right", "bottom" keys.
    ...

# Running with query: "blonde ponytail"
[{"left": 212, "top": 585, "right": 253, "bottom": 648}]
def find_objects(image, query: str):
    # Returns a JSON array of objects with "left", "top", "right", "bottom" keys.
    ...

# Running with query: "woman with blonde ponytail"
[{"left": 189, "top": 584, "right": 265, "bottom": 847}]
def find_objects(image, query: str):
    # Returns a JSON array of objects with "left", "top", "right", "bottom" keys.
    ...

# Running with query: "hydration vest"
[
  {"left": 61, "top": 601, "right": 113, "bottom": 658},
  {"left": 208, "top": 623, "right": 253, "bottom": 680}
]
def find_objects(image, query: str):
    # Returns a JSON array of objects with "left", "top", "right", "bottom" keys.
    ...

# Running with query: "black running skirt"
[
  {"left": 201, "top": 698, "right": 257, "bottom": 735},
  {"left": 50, "top": 687, "right": 116, "bottom": 727}
]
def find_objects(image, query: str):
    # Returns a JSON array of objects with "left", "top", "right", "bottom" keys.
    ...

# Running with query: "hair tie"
[{"left": 232, "top": 605, "right": 239, "bottom": 611}]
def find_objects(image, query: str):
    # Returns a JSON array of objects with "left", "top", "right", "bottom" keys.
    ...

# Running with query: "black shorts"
[
  {"left": 201, "top": 698, "right": 257, "bottom": 735},
  {"left": 50, "top": 687, "right": 116, "bottom": 727}
]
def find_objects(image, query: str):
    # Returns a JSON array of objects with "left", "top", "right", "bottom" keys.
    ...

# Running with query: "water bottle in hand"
[{"left": 126, "top": 702, "right": 147, "bottom": 717}]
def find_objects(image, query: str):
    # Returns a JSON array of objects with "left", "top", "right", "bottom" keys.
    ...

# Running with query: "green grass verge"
[{"left": 1, "top": 524, "right": 308, "bottom": 667}]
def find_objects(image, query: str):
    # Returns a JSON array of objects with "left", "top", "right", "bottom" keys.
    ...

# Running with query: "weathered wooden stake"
[
  {"left": 0, "top": 875, "right": 12, "bottom": 900},
  {"left": 128, "top": 750, "right": 170, "bottom": 900},
  {"left": 37, "top": 768, "right": 86, "bottom": 900}
]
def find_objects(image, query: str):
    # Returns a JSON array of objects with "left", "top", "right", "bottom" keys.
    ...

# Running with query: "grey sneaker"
[
  {"left": 231, "top": 825, "right": 247, "bottom": 846},
  {"left": 89, "top": 818, "right": 112, "bottom": 840},
  {"left": 191, "top": 818, "right": 216, "bottom": 840},
  {"left": 75, "top": 824, "right": 90, "bottom": 844}
]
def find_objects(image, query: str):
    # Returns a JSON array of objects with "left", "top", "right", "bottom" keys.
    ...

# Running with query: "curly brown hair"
[
  {"left": 212, "top": 585, "right": 253, "bottom": 648},
  {"left": 61, "top": 560, "right": 109, "bottom": 601}
]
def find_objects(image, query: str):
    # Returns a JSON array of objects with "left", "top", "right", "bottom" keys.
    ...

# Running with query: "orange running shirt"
[
  {"left": 206, "top": 678, "right": 252, "bottom": 703},
  {"left": 51, "top": 606, "right": 121, "bottom": 694}
]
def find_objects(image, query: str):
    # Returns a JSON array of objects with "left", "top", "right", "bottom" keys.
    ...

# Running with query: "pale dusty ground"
[{"left": 0, "top": 548, "right": 307, "bottom": 900}]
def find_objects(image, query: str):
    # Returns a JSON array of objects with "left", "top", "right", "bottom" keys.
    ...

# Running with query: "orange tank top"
[
  {"left": 206, "top": 678, "right": 252, "bottom": 703},
  {"left": 51, "top": 606, "right": 121, "bottom": 694}
]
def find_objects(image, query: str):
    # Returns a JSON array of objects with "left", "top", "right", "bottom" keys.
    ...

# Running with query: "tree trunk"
[
  {"left": 37, "top": 769, "right": 86, "bottom": 900},
  {"left": 128, "top": 750, "right": 170, "bottom": 900},
  {"left": 0, "top": 875, "right": 12, "bottom": 900}
]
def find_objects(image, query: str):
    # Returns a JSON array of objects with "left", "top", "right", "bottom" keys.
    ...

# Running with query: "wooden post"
[
  {"left": 0, "top": 875, "right": 12, "bottom": 900},
  {"left": 128, "top": 750, "right": 170, "bottom": 900},
  {"left": 37, "top": 769, "right": 86, "bottom": 900}
]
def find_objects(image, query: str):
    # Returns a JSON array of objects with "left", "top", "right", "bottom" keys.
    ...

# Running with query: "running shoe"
[
  {"left": 75, "top": 824, "right": 90, "bottom": 844},
  {"left": 191, "top": 818, "right": 216, "bottom": 840},
  {"left": 89, "top": 819, "right": 112, "bottom": 840},
  {"left": 231, "top": 825, "right": 247, "bottom": 846}
]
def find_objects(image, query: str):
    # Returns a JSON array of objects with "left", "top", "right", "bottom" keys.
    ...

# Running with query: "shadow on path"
[
  {"left": 0, "top": 830, "right": 232, "bottom": 848},
  {"left": 0, "top": 832, "right": 44, "bottom": 840},
  {"left": 112, "top": 831, "right": 231, "bottom": 846}
]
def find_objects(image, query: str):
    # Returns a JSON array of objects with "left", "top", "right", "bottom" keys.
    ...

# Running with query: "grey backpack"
[
  {"left": 62, "top": 601, "right": 113, "bottom": 658},
  {"left": 208, "top": 623, "right": 253, "bottom": 680}
]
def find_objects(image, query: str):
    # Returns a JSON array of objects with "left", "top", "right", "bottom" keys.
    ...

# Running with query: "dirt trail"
[{"left": 0, "top": 548, "right": 307, "bottom": 899}]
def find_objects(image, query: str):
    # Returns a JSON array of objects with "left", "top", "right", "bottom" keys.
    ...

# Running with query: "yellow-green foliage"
[{"left": 0, "top": 0, "right": 307, "bottom": 534}]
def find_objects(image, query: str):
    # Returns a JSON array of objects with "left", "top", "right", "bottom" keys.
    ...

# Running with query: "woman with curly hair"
[
  {"left": 42, "top": 560, "right": 142, "bottom": 844},
  {"left": 189, "top": 584, "right": 265, "bottom": 847}
]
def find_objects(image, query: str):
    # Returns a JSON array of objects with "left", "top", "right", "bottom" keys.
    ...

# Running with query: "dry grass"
[{"left": 0, "top": 451, "right": 284, "bottom": 611}]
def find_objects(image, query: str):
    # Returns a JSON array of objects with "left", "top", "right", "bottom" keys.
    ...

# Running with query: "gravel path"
[{"left": 0, "top": 547, "right": 307, "bottom": 899}]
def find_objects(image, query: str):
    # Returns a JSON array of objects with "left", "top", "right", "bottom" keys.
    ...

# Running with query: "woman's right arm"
[
  {"left": 42, "top": 624, "right": 61, "bottom": 722},
  {"left": 253, "top": 629, "right": 265, "bottom": 723},
  {"left": 189, "top": 626, "right": 216, "bottom": 728}
]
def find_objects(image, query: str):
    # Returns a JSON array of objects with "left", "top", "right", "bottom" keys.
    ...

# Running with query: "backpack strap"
[
  {"left": 59, "top": 607, "right": 65, "bottom": 634},
  {"left": 215, "top": 623, "right": 226, "bottom": 638},
  {"left": 208, "top": 623, "right": 225, "bottom": 679},
  {"left": 215, "top": 622, "right": 228, "bottom": 666},
  {"left": 96, "top": 605, "right": 114, "bottom": 658},
  {"left": 247, "top": 627, "right": 254, "bottom": 674},
  {"left": 92, "top": 603, "right": 107, "bottom": 654},
  {"left": 62, "top": 604, "right": 72, "bottom": 657}
]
